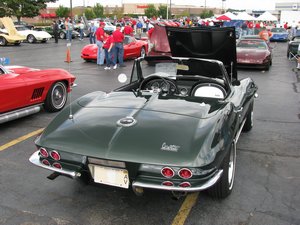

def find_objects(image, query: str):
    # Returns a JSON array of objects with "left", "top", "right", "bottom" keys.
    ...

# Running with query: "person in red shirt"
[
  {"left": 284, "top": 22, "right": 288, "bottom": 30},
  {"left": 103, "top": 31, "right": 115, "bottom": 70},
  {"left": 112, "top": 24, "right": 125, "bottom": 68},
  {"left": 123, "top": 22, "right": 133, "bottom": 36},
  {"left": 95, "top": 22, "right": 105, "bottom": 66}
]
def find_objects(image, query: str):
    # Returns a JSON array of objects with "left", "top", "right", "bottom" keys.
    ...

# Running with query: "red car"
[
  {"left": 81, "top": 35, "right": 148, "bottom": 62},
  {"left": 0, "top": 64, "right": 76, "bottom": 124},
  {"left": 236, "top": 39, "right": 272, "bottom": 70}
]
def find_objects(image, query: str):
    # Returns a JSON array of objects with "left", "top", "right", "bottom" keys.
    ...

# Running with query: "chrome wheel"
[
  {"left": 0, "top": 37, "right": 7, "bottom": 46},
  {"left": 44, "top": 82, "right": 68, "bottom": 112},
  {"left": 27, "top": 34, "right": 36, "bottom": 43},
  {"left": 140, "top": 47, "right": 146, "bottom": 58}
]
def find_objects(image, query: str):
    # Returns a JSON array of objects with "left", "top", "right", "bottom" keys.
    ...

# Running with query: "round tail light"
[
  {"left": 39, "top": 148, "right": 49, "bottom": 158},
  {"left": 52, "top": 162, "right": 62, "bottom": 169},
  {"left": 161, "top": 167, "right": 175, "bottom": 178},
  {"left": 178, "top": 168, "right": 192, "bottom": 179},
  {"left": 179, "top": 182, "right": 191, "bottom": 188},
  {"left": 50, "top": 150, "right": 61, "bottom": 161},
  {"left": 41, "top": 159, "right": 50, "bottom": 166},
  {"left": 162, "top": 181, "right": 174, "bottom": 186}
]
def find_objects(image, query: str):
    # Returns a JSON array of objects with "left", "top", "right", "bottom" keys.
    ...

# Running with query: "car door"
[
  {"left": 124, "top": 36, "right": 136, "bottom": 59},
  {"left": 0, "top": 69, "right": 29, "bottom": 113}
]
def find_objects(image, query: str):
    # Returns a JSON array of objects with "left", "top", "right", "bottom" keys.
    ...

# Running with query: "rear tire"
[
  {"left": 59, "top": 32, "right": 66, "bottom": 39},
  {"left": 207, "top": 143, "right": 236, "bottom": 199},
  {"left": 44, "top": 81, "right": 68, "bottom": 112},
  {"left": 140, "top": 47, "right": 146, "bottom": 58},
  {"left": 27, "top": 34, "right": 36, "bottom": 43}
]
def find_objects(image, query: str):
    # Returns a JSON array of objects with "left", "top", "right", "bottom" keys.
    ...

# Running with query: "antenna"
[{"left": 65, "top": 42, "right": 74, "bottom": 120}]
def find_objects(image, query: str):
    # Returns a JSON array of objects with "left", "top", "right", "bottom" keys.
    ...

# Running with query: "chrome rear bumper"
[{"left": 132, "top": 170, "right": 223, "bottom": 192}]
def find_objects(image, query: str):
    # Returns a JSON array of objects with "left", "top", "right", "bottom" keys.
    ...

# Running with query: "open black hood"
[{"left": 165, "top": 26, "right": 237, "bottom": 80}]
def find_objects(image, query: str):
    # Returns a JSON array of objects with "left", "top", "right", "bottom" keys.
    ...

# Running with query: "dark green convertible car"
[{"left": 29, "top": 26, "right": 257, "bottom": 199}]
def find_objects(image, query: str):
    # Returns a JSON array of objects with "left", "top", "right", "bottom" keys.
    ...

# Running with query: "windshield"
[
  {"left": 136, "top": 57, "right": 225, "bottom": 80},
  {"left": 16, "top": 26, "right": 28, "bottom": 31},
  {"left": 237, "top": 40, "right": 267, "bottom": 49},
  {"left": 271, "top": 28, "right": 286, "bottom": 33}
]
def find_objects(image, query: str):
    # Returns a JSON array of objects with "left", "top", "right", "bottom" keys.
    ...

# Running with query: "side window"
[{"left": 130, "top": 62, "right": 138, "bottom": 83}]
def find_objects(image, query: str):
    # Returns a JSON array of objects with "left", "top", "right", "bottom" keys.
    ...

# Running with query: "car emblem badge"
[
  {"left": 161, "top": 142, "right": 180, "bottom": 152},
  {"left": 117, "top": 116, "right": 137, "bottom": 127}
]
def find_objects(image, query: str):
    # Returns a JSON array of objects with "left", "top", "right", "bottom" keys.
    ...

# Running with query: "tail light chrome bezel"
[
  {"left": 39, "top": 147, "right": 49, "bottom": 158},
  {"left": 161, "top": 167, "right": 175, "bottom": 178},
  {"left": 178, "top": 168, "right": 193, "bottom": 179},
  {"left": 52, "top": 162, "right": 62, "bottom": 169},
  {"left": 50, "top": 150, "right": 61, "bottom": 161}
]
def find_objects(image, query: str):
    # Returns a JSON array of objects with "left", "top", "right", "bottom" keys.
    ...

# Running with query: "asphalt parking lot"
[{"left": 0, "top": 37, "right": 299, "bottom": 225}]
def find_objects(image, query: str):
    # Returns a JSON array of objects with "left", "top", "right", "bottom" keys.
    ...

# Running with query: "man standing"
[
  {"left": 123, "top": 22, "right": 133, "bottom": 36},
  {"left": 95, "top": 22, "right": 105, "bottom": 66},
  {"left": 112, "top": 24, "right": 125, "bottom": 69},
  {"left": 89, "top": 22, "right": 96, "bottom": 44},
  {"left": 52, "top": 20, "right": 59, "bottom": 43}
]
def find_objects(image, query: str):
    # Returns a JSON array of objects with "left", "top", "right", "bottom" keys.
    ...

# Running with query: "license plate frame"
[{"left": 89, "top": 164, "right": 129, "bottom": 189}]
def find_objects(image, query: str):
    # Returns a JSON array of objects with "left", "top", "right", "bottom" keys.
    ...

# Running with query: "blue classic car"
[
  {"left": 29, "top": 26, "right": 258, "bottom": 199},
  {"left": 270, "top": 27, "right": 289, "bottom": 42}
]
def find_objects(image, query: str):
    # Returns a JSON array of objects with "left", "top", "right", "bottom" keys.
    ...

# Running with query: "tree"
[
  {"left": 84, "top": 8, "right": 95, "bottom": 20},
  {"left": 93, "top": 3, "right": 104, "bottom": 18},
  {"left": 55, "top": 5, "right": 70, "bottom": 18},
  {"left": 112, "top": 7, "right": 124, "bottom": 20},
  {"left": 158, "top": 4, "right": 169, "bottom": 19},
  {"left": 200, "top": 10, "right": 214, "bottom": 19},
  {"left": 144, "top": 4, "right": 157, "bottom": 19},
  {"left": 0, "top": 0, "right": 56, "bottom": 21}
]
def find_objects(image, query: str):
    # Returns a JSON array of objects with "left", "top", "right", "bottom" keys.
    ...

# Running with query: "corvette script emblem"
[
  {"left": 161, "top": 142, "right": 180, "bottom": 152},
  {"left": 117, "top": 116, "right": 137, "bottom": 127}
]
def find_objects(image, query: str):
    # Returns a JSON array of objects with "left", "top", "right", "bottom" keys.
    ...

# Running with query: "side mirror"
[
  {"left": 118, "top": 73, "right": 127, "bottom": 83},
  {"left": 232, "top": 80, "right": 240, "bottom": 86}
]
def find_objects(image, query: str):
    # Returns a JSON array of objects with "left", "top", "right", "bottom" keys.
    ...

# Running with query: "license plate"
[{"left": 89, "top": 164, "right": 129, "bottom": 189}]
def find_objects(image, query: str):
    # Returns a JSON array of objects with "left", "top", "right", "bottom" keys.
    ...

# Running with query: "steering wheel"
[{"left": 139, "top": 75, "right": 178, "bottom": 95}]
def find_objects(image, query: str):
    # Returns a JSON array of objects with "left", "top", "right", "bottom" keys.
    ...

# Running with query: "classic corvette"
[
  {"left": 0, "top": 63, "right": 76, "bottom": 124},
  {"left": 81, "top": 35, "right": 148, "bottom": 61},
  {"left": 236, "top": 38, "right": 272, "bottom": 70},
  {"left": 30, "top": 26, "right": 257, "bottom": 199},
  {"left": 0, "top": 17, "right": 26, "bottom": 46},
  {"left": 13, "top": 25, "right": 52, "bottom": 43}
]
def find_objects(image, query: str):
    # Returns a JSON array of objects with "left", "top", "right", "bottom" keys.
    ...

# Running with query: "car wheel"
[
  {"left": 59, "top": 32, "right": 66, "bottom": 39},
  {"left": 0, "top": 37, "right": 7, "bottom": 46},
  {"left": 44, "top": 81, "right": 68, "bottom": 112},
  {"left": 242, "top": 102, "right": 253, "bottom": 132},
  {"left": 207, "top": 142, "right": 236, "bottom": 199},
  {"left": 265, "top": 61, "right": 271, "bottom": 71},
  {"left": 140, "top": 47, "right": 146, "bottom": 58},
  {"left": 27, "top": 34, "right": 36, "bottom": 43}
]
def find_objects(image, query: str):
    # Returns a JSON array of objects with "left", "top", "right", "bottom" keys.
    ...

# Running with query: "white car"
[
  {"left": 15, "top": 25, "right": 52, "bottom": 43},
  {"left": 88, "top": 20, "right": 116, "bottom": 31}
]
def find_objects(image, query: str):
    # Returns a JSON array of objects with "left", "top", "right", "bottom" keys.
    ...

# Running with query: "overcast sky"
[{"left": 47, "top": 0, "right": 277, "bottom": 10}]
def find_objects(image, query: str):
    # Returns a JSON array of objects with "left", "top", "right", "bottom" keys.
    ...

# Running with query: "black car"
[
  {"left": 287, "top": 36, "right": 300, "bottom": 59},
  {"left": 14, "top": 21, "right": 34, "bottom": 30}
]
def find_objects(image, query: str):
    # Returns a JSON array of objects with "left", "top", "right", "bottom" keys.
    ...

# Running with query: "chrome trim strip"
[
  {"left": 132, "top": 170, "right": 223, "bottom": 192},
  {"left": 29, "top": 151, "right": 81, "bottom": 178},
  {"left": 234, "top": 118, "right": 246, "bottom": 144}
]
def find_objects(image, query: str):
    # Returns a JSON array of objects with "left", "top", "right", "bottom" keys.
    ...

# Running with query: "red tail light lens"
[
  {"left": 52, "top": 162, "right": 62, "bottom": 169},
  {"left": 179, "top": 182, "right": 191, "bottom": 188},
  {"left": 162, "top": 181, "right": 174, "bottom": 186},
  {"left": 39, "top": 148, "right": 49, "bottom": 158},
  {"left": 161, "top": 167, "right": 175, "bottom": 178},
  {"left": 41, "top": 159, "right": 50, "bottom": 166},
  {"left": 50, "top": 151, "right": 60, "bottom": 161},
  {"left": 178, "top": 168, "right": 192, "bottom": 179}
]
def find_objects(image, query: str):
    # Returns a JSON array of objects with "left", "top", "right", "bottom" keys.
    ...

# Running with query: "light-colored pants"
[{"left": 96, "top": 40, "right": 104, "bottom": 65}]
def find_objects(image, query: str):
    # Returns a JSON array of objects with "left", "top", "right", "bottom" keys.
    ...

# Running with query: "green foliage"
[
  {"left": 200, "top": 10, "right": 214, "bottom": 19},
  {"left": 144, "top": 4, "right": 157, "bottom": 19},
  {"left": 55, "top": 5, "right": 70, "bottom": 18},
  {"left": 158, "top": 4, "right": 169, "bottom": 19},
  {"left": 84, "top": 8, "right": 96, "bottom": 20},
  {"left": 93, "top": 3, "right": 103, "bottom": 18},
  {"left": 0, "top": 0, "right": 56, "bottom": 21}
]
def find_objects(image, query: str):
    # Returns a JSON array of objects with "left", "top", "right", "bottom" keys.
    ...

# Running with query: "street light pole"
[
  {"left": 70, "top": 0, "right": 73, "bottom": 18},
  {"left": 170, "top": 0, "right": 171, "bottom": 19}
]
